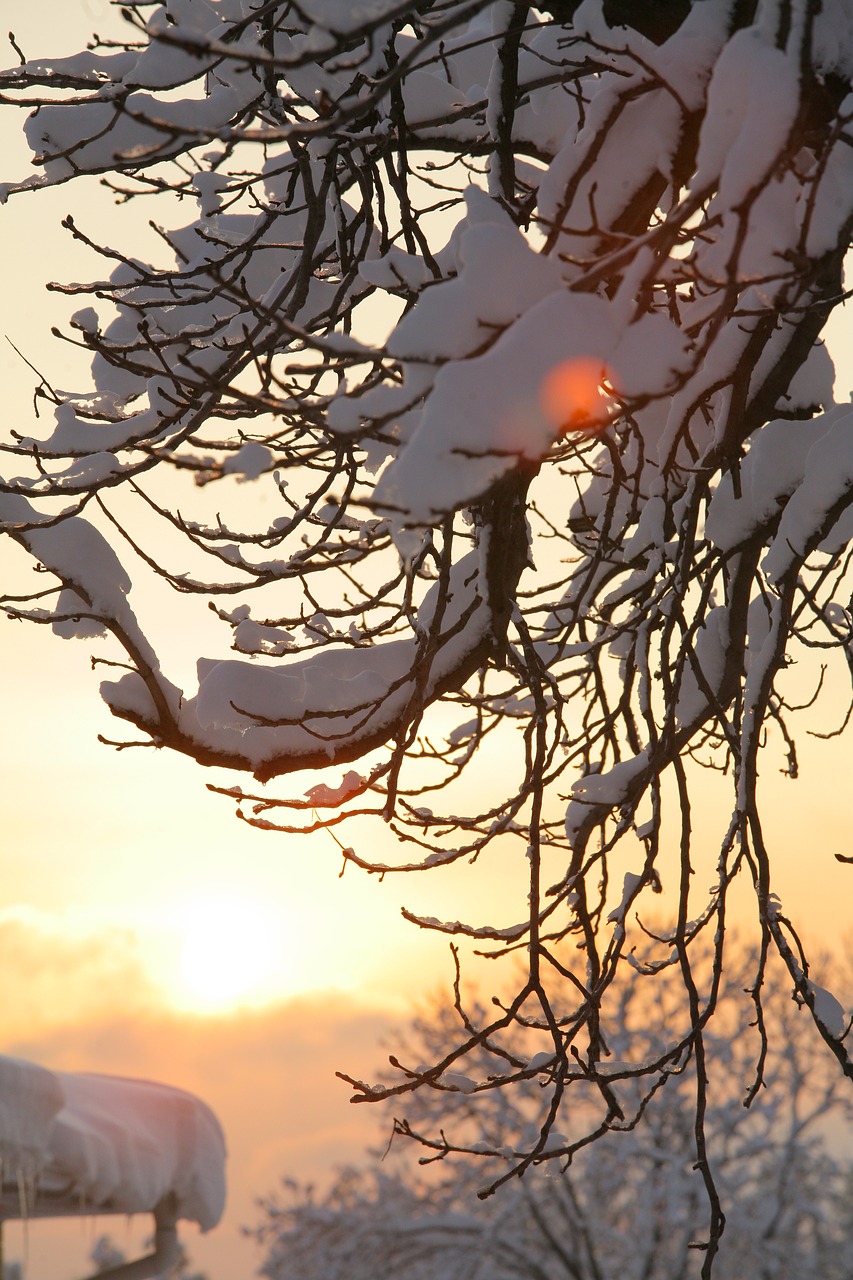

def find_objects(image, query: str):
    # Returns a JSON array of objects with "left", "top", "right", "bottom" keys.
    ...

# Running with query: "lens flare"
[{"left": 540, "top": 357, "right": 612, "bottom": 433}]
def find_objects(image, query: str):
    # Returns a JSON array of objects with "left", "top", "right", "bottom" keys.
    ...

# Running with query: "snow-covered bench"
[{"left": 0, "top": 1054, "right": 226, "bottom": 1279}]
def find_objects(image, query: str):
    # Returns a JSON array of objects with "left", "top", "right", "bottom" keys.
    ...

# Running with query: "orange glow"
[{"left": 540, "top": 356, "right": 612, "bottom": 432}]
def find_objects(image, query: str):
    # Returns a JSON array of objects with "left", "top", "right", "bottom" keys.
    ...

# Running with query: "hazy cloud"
[{"left": 0, "top": 912, "right": 160, "bottom": 1036}]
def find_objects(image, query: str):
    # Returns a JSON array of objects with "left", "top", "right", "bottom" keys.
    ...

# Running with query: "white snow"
[
  {"left": 19, "top": 10, "right": 260, "bottom": 184},
  {"left": 705, "top": 414, "right": 838, "bottom": 554},
  {"left": 779, "top": 342, "right": 835, "bottom": 414},
  {"left": 100, "top": 550, "right": 488, "bottom": 775},
  {"left": 374, "top": 287, "right": 690, "bottom": 528},
  {"left": 0, "top": 1057, "right": 63, "bottom": 1185},
  {"left": 763, "top": 405, "right": 853, "bottom": 582},
  {"left": 538, "top": 77, "right": 683, "bottom": 254},
  {"left": 570, "top": 755, "right": 650, "bottom": 806},
  {"left": 0, "top": 1056, "right": 226, "bottom": 1231},
  {"left": 441, "top": 1073, "right": 479, "bottom": 1094},
  {"left": 232, "top": 616, "right": 296, "bottom": 657},
  {"left": 0, "top": 495, "right": 131, "bottom": 616},
  {"left": 386, "top": 188, "right": 564, "bottom": 363},
  {"left": 813, "top": 1, "right": 853, "bottom": 79},
  {"left": 295, "top": 0, "right": 400, "bottom": 33},
  {"left": 17, "top": 402, "right": 142, "bottom": 457},
  {"left": 565, "top": 752, "right": 651, "bottom": 846},
  {"left": 804, "top": 99, "right": 853, "bottom": 256},
  {"left": 304, "top": 770, "right": 364, "bottom": 806},
  {"left": 192, "top": 558, "right": 480, "bottom": 741},
  {"left": 675, "top": 606, "right": 730, "bottom": 726},
  {"left": 607, "top": 872, "right": 644, "bottom": 925},
  {"left": 222, "top": 442, "right": 273, "bottom": 481},
  {"left": 358, "top": 246, "right": 438, "bottom": 292},
  {"left": 808, "top": 983, "right": 847, "bottom": 1037},
  {"left": 51, "top": 588, "right": 109, "bottom": 640},
  {"left": 693, "top": 30, "right": 801, "bottom": 210}
]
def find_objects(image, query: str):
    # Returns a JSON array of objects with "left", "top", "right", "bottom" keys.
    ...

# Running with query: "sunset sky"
[{"left": 3, "top": 4, "right": 853, "bottom": 1278}]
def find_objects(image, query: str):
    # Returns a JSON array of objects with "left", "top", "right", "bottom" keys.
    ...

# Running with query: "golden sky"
[{"left": 3, "top": 3, "right": 853, "bottom": 1276}]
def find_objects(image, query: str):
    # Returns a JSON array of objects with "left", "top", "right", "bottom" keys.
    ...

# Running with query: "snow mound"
[{"left": 0, "top": 1056, "right": 226, "bottom": 1231}]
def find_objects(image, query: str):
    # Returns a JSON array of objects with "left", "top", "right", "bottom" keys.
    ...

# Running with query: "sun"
[{"left": 176, "top": 896, "right": 281, "bottom": 1013}]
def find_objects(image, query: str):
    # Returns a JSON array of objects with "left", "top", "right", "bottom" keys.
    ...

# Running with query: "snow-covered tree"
[
  {"left": 3, "top": 1, "right": 853, "bottom": 1269},
  {"left": 253, "top": 948, "right": 853, "bottom": 1280}
]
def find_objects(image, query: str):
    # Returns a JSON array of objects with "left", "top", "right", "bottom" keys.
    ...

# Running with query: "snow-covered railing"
[{"left": 0, "top": 1055, "right": 226, "bottom": 1280}]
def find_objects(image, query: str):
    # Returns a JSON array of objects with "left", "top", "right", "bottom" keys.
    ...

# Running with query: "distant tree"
[
  {"left": 3, "top": 2, "right": 853, "bottom": 1270},
  {"left": 254, "top": 947, "right": 853, "bottom": 1280}
]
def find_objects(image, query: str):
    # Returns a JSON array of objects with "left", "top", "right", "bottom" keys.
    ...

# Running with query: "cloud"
[{"left": 0, "top": 911, "right": 159, "bottom": 1036}]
